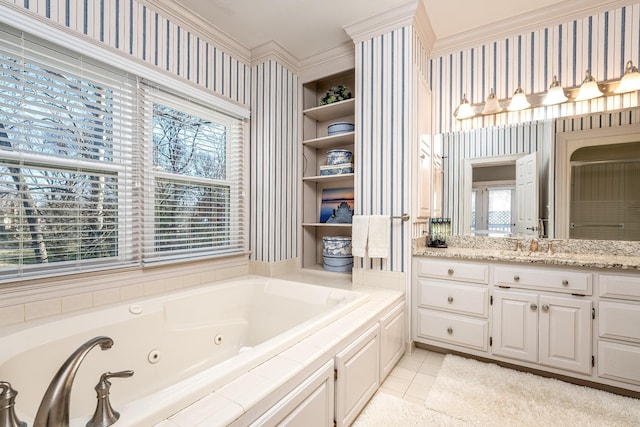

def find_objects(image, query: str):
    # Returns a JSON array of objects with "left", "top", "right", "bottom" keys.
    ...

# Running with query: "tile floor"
[{"left": 373, "top": 347, "right": 446, "bottom": 404}]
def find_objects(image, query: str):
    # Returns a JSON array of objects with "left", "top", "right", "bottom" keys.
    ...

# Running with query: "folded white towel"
[
  {"left": 368, "top": 215, "right": 390, "bottom": 258},
  {"left": 351, "top": 215, "right": 369, "bottom": 258}
]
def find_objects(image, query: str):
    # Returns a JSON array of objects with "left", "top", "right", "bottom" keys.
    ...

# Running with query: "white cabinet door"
[
  {"left": 492, "top": 290, "right": 538, "bottom": 363},
  {"left": 539, "top": 295, "right": 592, "bottom": 374},
  {"left": 250, "top": 361, "right": 334, "bottom": 427},
  {"left": 379, "top": 303, "right": 405, "bottom": 381},
  {"left": 335, "top": 324, "right": 380, "bottom": 427}
]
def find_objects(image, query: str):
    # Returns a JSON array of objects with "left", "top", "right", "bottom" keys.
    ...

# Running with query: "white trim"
[
  {"left": 344, "top": 0, "right": 418, "bottom": 45},
  {"left": 430, "top": 0, "right": 635, "bottom": 56},
  {"left": 0, "top": 2, "right": 251, "bottom": 119},
  {"left": 250, "top": 40, "right": 299, "bottom": 72},
  {"left": 299, "top": 42, "right": 356, "bottom": 84}
]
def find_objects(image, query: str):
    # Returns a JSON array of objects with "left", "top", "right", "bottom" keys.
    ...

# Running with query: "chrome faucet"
[{"left": 34, "top": 336, "right": 114, "bottom": 427}]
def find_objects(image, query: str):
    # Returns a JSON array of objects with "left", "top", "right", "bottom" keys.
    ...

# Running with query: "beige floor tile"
[
  {"left": 389, "top": 365, "right": 417, "bottom": 381},
  {"left": 396, "top": 355, "right": 423, "bottom": 371},
  {"left": 402, "top": 394, "right": 425, "bottom": 404},
  {"left": 405, "top": 380, "right": 432, "bottom": 399},
  {"left": 411, "top": 372, "right": 436, "bottom": 387},
  {"left": 381, "top": 375, "right": 411, "bottom": 394}
]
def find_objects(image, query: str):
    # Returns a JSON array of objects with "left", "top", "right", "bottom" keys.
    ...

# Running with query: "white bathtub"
[{"left": 0, "top": 277, "right": 368, "bottom": 426}]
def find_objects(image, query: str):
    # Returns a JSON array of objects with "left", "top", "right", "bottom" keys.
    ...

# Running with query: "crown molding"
[
  {"left": 299, "top": 42, "right": 356, "bottom": 84},
  {"left": 430, "top": 0, "right": 635, "bottom": 56},
  {"left": 141, "top": 0, "right": 251, "bottom": 64},
  {"left": 250, "top": 40, "right": 299, "bottom": 72},
  {"left": 413, "top": 0, "right": 436, "bottom": 55},
  {"left": 344, "top": 0, "right": 419, "bottom": 44}
]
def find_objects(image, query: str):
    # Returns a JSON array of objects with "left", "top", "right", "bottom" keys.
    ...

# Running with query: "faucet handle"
[
  {"left": 0, "top": 382, "right": 26, "bottom": 427},
  {"left": 86, "top": 370, "right": 134, "bottom": 427}
]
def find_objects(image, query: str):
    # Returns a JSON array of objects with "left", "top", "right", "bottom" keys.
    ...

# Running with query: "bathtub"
[{"left": 0, "top": 277, "right": 368, "bottom": 426}]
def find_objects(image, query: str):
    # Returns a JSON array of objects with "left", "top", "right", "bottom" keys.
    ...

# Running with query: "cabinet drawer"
[
  {"left": 494, "top": 266, "right": 592, "bottom": 295},
  {"left": 598, "top": 340, "right": 640, "bottom": 385},
  {"left": 599, "top": 301, "right": 640, "bottom": 343},
  {"left": 416, "top": 308, "right": 488, "bottom": 351},
  {"left": 418, "top": 279, "right": 488, "bottom": 317},
  {"left": 599, "top": 274, "right": 640, "bottom": 301},
  {"left": 416, "top": 258, "right": 488, "bottom": 283}
]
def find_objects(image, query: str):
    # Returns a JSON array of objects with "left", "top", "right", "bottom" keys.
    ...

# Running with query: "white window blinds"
[
  {"left": 0, "top": 22, "right": 246, "bottom": 281},
  {"left": 139, "top": 83, "right": 246, "bottom": 263},
  {"left": 0, "top": 24, "right": 136, "bottom": 280}
]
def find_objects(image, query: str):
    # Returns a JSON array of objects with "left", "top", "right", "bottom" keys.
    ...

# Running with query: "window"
[
  {"left": 471, "top": 183, "right": 515, "bottom": 236},
  {"left": 0, "top": 24, "right": 246, "bottom": 281},
  {"left": 140, "top": 85, "right": 245, "bottom": 262}
]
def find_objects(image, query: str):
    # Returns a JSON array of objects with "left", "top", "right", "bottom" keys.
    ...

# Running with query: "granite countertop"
[{"left": 413, "top": 236, "right": 640, "bottom": 271}]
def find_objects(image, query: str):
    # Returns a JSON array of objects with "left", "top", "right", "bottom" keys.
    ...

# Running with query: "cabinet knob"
[
  {"left": 447, "top": 268, "right": 454, "bottom": 275},
  {"left": 562, "top": 280, "right": 569, "bottom": 286},
  {"left": 514, "top": 275, "right": 520, "bottom": 282},
  {"left": 447, "top": 296, "right": 454, "bottom": 303},
  {"left": 447, "top": 327, "right": 453, "bottom": 335},
  {"left": 530, "top": 303, "right": 538, "bottom": 311},
  {"left": 542, "top": 304, "right": 549, "bottom": 312}
]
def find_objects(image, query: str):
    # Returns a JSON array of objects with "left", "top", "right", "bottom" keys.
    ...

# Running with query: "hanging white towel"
[
  {"left": 351, "top": 215, "right": 369, "bottom": 258},
  {"left": 368, "top": 215, "right": 390, "bottom": 258}
]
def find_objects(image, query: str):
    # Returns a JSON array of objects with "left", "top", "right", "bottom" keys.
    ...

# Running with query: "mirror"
[
  {"left": 437, "top": 119, "right": 551, "bottom": 237},
  {"left": 437, "top": 108, "right": 640, "bottom": 241}
]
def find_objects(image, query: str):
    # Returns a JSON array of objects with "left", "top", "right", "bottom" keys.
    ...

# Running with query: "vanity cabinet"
[
  {"left": 413, "top": 258, "right": 490, "bottom": 352},
  {"left": 597, "top": 273, "right": 640, "bottom": 386},
  {"left": 492, "top": 290, "right": 592, "bottom": 374},
  {"left": 301, "top": 70, "right": 355, "bottom": 271}
]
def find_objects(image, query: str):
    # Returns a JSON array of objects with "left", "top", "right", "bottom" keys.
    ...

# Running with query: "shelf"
[
  {"left": 302, "top": 173, "right": 354, "bottom": 183},
  {"left": 303, "top": 98, "right": 355, "bottom": 121},
  {"left": 302, "top": 223, "right": 352, "bottom": 227},
  {"left": 303, "top": 132, "right": 355, "bottom": 149}
]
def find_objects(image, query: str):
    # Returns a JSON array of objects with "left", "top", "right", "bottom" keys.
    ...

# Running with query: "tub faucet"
[{"left": 34, "top": 336, "right": 114, "bottom": 427}]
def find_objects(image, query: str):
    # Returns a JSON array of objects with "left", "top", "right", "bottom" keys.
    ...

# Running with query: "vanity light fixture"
[
  {"left": 454, "top": 93, "right": 475, "bottom": 119},
  {"left": 574, "top": 69, "right": 603, "bottom": 101},
  {"left": 481, "top": 89, "right": 502, "bottom": 114},
  {"left": 614, "top": 60, "right": 640, "bottom": 93},
  {"left": 507, "top": 86, "right": 530, "bottom": 111},
  {"left": 543, "top": 75, "right": 568, "bottom": 105}
]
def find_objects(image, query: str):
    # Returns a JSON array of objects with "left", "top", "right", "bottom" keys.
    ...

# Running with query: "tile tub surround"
[{"left": 413, "top": 236, "right": 640, "bottom": 270}]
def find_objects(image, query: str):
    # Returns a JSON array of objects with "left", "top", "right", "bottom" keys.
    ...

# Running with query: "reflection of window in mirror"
[
  {"left": 471, "top": 183, "right": 515, "bottom": 236},
  {"left": 569, "top": 142, "right": 640, "bottom": 241}
]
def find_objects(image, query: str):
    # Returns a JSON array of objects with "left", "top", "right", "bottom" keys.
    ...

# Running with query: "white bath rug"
[
  {"left": 424, "top": 354, "right": 640, "bottom": 427},
  {"left": 352, "top": 391, "right": 471, "bottom": 427}
]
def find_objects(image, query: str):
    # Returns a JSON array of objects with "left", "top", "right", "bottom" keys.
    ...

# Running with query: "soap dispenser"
[{"left": 0, "top": 381, "right": 26, "bottom": 427}]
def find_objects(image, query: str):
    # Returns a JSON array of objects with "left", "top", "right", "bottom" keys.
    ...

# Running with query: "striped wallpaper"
[
  {"left": 2, "top": 0, "right": 251, "bottom": 107},
  {"left": 430, "top": 2, "right": 640, "bottom": 135},
  {"left": 250, "top": 60, "right": 299, "bottom": 263},
  {"left": 355, "top": 25, "right": 426, "bottom": 274}
]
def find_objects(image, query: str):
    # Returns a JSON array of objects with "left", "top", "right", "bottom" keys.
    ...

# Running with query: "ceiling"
[{"left": 169, "top": 0, "right": 570, "bottom": 59}]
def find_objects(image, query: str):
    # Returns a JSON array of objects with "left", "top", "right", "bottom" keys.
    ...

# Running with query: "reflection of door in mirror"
[
  {"left": 555, "top": 124, "right": 640, "bottom": 240},
  {"left": 515, "top": 152, "right": 539, "bottom": 236}
]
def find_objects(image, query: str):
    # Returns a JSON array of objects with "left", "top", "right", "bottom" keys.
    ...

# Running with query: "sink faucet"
[{"left": 34, "top": 336, "right": 114, "bottom": 427}]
